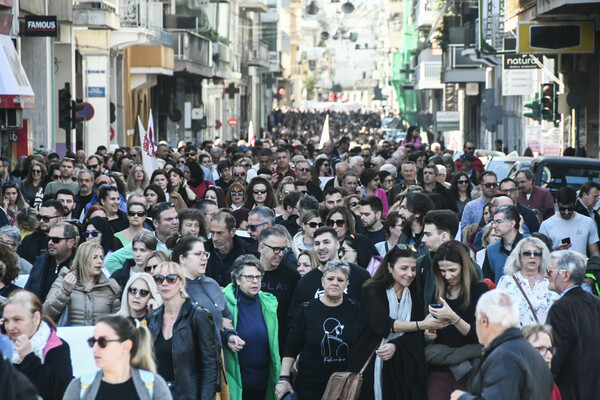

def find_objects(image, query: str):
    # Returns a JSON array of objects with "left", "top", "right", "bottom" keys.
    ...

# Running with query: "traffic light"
[
  {"left": 58, "top": 85, "right": 72, "bottom": 131},
  {"left": 541, "top": 83, "right": 557, "bottom": 122},
  {"left": 524, "top": 93, "right": 542, "bottom": 122},
  {"left": 71, "top": 100, "right": 85, "bottom": 129}
]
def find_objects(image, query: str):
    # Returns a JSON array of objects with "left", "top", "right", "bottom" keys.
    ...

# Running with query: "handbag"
[
  {"left": 56, "top": 303, "right": 70, "bottom": 327},
  {"left": 321, "top": 348, "right": 377, "bottom": 400},
  {"left": 512, "top": 276, "right": 539, "bottom": 323}
]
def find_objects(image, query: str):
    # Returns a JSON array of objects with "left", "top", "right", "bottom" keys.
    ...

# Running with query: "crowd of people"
[{"left": 0, "top": 111, "right": 599, "bottom": 400}]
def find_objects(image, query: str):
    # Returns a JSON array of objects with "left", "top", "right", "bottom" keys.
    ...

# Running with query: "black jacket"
[
  {"left": 574, "top": 199, "right": 600, "bottom": 237},
  {"left": 110, "top": 258, "right": 135, "bottom": 290},
  {"left": 547, "top": 286, "right": 600, "bottom": 400},
  {"left": 25, "top": 252, "right": 75, "bottom": 303},
  {"left": 17, "top": 228, "right": 49, "bottom": 265},
  {"left": 459, "top": 327, "right": 553, "bottom": 400},
  {"left": 145, "top": 298, "right": 220, "bottom": 400},
  {"left": 0, "top": 357, "right": 38, "bottom": 400},
  {"left": 15, "top": 337, "right": 73, "bottom": 400},
  {"left": 205, "top": 235, "right": 260, "bottom": 287}
]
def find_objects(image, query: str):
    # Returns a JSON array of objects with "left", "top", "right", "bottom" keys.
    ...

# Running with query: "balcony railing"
[
  {"left": 415, "top": 61, "right": 443, "bottom": 90},
  {"left": 173, "top": 31, "right": 211, "bottom": 66},
  {"left": 73, "top": 0, "right": 120, "bottom": 29},
  {"left": 239, "top": 0, "right": 268, "bottom": 12},
  {"left": 120, "top": 0, "right": 163, "bottom": 29},
  {"left": 244, "top": 40, "right": 269, "bottom": 67},
  {"left": 413, "top": 0, "right": 436, "bottom": 30}
]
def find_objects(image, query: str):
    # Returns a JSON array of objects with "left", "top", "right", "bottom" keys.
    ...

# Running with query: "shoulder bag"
[
  {"left": 321, "top": 348, "right": 377, "bottom": 400},
  {"left": 512, "top": 276, "right": 539, "bottom": 324}
]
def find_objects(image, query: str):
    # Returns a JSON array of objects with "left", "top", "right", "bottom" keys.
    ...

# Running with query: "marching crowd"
[{"left": 0, "top": 111, "right": 599, "bottom": 400}]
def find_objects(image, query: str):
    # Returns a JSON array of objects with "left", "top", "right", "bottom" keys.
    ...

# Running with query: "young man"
[
  {"left": 397, "top": 192, "right": 435, "bottom": 257},
  {"left": 422, "top": 164, "right": 457, "bottom": 212},
  {"left": 18, "top": 200, "right": 64, "bottom": 264},
  {"left": 574, "top": 181, "right": 600, "bottom": 235},
  {"left": 460, "top": 171, "right": 498, "bottom": 231},
  {"left": 359, "top": 196, "right": 386, "bottom": 244},
  {"left": 44, "top": 158, "right": 79, "bottom": 196},
  {"left": 55, "top": 189, "right": 76, "bottom": 220}
]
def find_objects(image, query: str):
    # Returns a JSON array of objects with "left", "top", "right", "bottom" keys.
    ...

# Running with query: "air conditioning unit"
[{"left": 0, "top": 109, "right": 23, "bottom": 131}]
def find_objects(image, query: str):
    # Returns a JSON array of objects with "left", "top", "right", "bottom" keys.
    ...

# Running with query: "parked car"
[{"left": 485, "top": 154, "right": 533, "bottom": 181}]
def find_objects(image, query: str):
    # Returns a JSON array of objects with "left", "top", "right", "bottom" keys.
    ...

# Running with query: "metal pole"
[{"left": 575, "top": 106, "right": 580, "bottom": 157}]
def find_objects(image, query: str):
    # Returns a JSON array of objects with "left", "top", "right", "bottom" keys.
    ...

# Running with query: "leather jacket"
[{"left": 145, "top": 298, "right": 220, "bottom": 400}]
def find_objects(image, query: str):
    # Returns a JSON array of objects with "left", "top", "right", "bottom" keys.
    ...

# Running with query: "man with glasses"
[
  {"left": 86, "top": 155, "right": 103, "bottom": 178},
  {"left": 540, "top": 186, "right": 600, "bottom": 257},
  {"left": 458, "top": 154, "right": 479, "bottom": 185},
  {"left": 483, "top": 205, "right": 528, "bottom": 283},
  {"left": 25, "top": 221, "right": 76, "bottom": 302},
  {"left": 129, "top": 147, "right": 141, "bottom": 163},
  {"left": 44, "top": 158, "right": 79, "bottom": 196},
  {"left": 232, "top": 165, "right": 247, "bottom": 186},
  {"left": 258, "top": 226, "right": 300, "bottom": 354},
  {"left": 454, "top": 141, "right": 484, "bottom": 173},
  {"left": 205, "top": 211, "right": 259, "bottom": 287},
  {"left": 460, "top": 171, "right": 499, "bottom": 232},
  {"left": 295, "top": 159, "right": 323, "bottom": 201},
  {"left": 422, "top": 164, "right": 457, "bottom": 212},
  {"left": 516, "top": 169, "right": 555, "bottom": 220},
  {"left": 18, "top": 200, "right": 64, "bottom": 264},
  {"left": 545, "top": 250, "right": 600, "bottom": 400}
]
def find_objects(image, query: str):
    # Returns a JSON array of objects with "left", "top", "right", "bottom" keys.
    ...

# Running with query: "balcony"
[
  {"left": 173, "top": 31, "right": 212, "bottom": 77},
  {"left": 440, "top": 45, "right": 485, "bottom": 83},
  {"left": 73, "top": 0, "right": 120, "bottom": 30},
  {"left": 120, "top": 0, "right": 163, "bottom": 29},
  {"left": 213, "top": 42, "right": 232, "bottom": 78},
  {"left": 413, "top": 0, "right": 437, "bottom": 30},
  {"left": 244, "top": 40, "right": 269, "bottom": 68},
  {"left": 415, "top": 61, "right": 443, "bottom": 90},
  {"left": 537, "top": 0, "right": 599, "bottom": 15},
  {"left": 239, "top": 0, "right": 268, "bottom": 12}
]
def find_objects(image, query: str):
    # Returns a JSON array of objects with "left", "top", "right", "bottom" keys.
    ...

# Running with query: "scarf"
[
  {"left": 374, "top": 287, "right": 412, "bottom": 400},
  {"left": 12, "top": 320, "right": 51, "bottom": 365}
]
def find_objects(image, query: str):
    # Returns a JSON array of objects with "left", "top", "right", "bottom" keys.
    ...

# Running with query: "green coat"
[{"left": 223, "top": 284, "right": 281, "bottom": 400}]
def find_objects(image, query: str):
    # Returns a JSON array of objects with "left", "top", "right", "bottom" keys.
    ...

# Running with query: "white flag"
[
  {"left": 138, "top": 113, "right": 159, "bottom": 176},
  {"left": 318, "top": 114, "right": 330, "bottom": 149},
  {"left": 248, "top": 120, "right": 256, "bottom": 146}
]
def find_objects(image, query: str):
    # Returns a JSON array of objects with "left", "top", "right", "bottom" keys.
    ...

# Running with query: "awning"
[{"left": 0, "top": 35, "right": 35, "bottom": 109}]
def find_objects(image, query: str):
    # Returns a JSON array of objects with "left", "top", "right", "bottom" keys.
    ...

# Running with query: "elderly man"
[
  {"left": 349, "top": 155, "right": 365, "bottom": 178},
  {"left": 324, "top": 161, "right": 349, "bottom": 190},
  {"left": 451, "top": 290, "right": 553, "bottom": 400},
  {"left": 389, "top": 161, "right": 419, "bottom": 204},
  {"left": 545, "top": 250, "right": 600, "bottom": 400}
]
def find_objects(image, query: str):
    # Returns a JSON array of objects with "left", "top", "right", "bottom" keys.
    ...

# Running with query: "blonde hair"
[
  {"left": 70, "top": 242, "right": 104, "bottom": 284},
  {"left": 118, "top": 273, "right": 163, "bottom": 317},
  {"left": 154, "top": 261, "right": 188, "bottom": 299}
]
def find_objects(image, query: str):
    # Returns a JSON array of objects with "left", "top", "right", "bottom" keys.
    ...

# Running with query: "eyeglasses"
[
  {"left": 546, "top": 268, "right": 566, "bottom": 276},
  {"left": 298, "top": 168, "right": 311, "bottom": 172},
  {"left": 31, "top": 169, "right": 42, "bottom": 174},
  {"left": 36, "top": 214, "right": 61, "bottom": 223},
  {"left": 178, "top": 159, "right": 186, "bottom": 165},
  {"left": 535, "top": 346, "right": 557, "bottom": 357},
  {"left": 241, "top": 163, "right": 251, "bottom": 168},
  {"left": 127, "top": 210, "right": 146, "bottom": 217},
  {"left": 308, "top": 222, "right": 324, "bottom": 228},
  {"left": 349, "top": 202, "right": 358, "bottom": 207},
  {"left": 457, "top": 180, "right": 469, "bottom": 185},
  {"left": 128, "top": 287, "right": 150, "bottom": 297},
  {"left": 83, "top": 230, "right": 102, "bottom": 238},
  {"left": 186, "top": 152, "right": 197, "bottom": 157},
  {"left": 98, "top": 184, "right": 118, "bottom": 191},
  {"left": 522, "top": 251, "right": 543, "bottom": 258},
  {"left": 300, "top": 190, "right": 308, "bottom": 195},
  {"left": 253, "top": 189, "right": 267, "bottom": 195},
  {"left": 52, "top": 174, "right": 60, "bottom": 180},
  {"left": 234, "top": 172, "right": 246, "bottom": 177},
  {"left": 395, "top": 243, "right": 417, "bottom": 252},
  {"left": 559, "top": 206, "right": 574, "bottom": 212},
  {"left": 231, "top": 190, "right": 244, "bottom": 196},
  {"left": 187, "top": 251, "right": 211, "bottom": 259},
  {"left": 483, "top": 182, "right": 498, "bottom": 189},
  {"left": 241, "top": 274, "right": 262, "bottom": 282},
  {"left": 327, "top": 219, "right": 345, "bottom": 227},
  {"left": 144, "top": 264, "right": 159, "bottom": 273},
  {"left": 49, "top": 236, "right": 74, "bottom": 244},
  {"left": 87, "top": 336, "right": 123, "bottom": 349},
  {"left": 262, "top": 243, "right": 287, "bottom": 255},
  {"left": 322, "top": 163, "right": 330, "bottom": 167},
  {"left": 248, "top": 222, "right": 269, "bottom": 231},
  {"left": 153, "top": 274, "right": 180, "bottom": 284},
  {"left": 87, "top": 164, "right": 99, "bottom": 169}
]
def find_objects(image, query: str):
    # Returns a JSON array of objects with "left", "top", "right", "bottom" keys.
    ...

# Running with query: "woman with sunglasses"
[
  {"left": 63, "top": 314, "right": 171, "bottom": 400},
  {"left": 150, "top": 169, "right": 187, "bottom": 212},
  {"left": 43, "top": 242, "right": 121, "bottom": 327},
  {"left": 451, "top": 172, "right": 473, "bottom": 219},
  {"left": 274, "top": 177, "right": 296, "bottom": 216},
  {"left": 204, "top": 185, "right": 227, "bottom": 208},
  {"left": 293, "top": 210, "right": 323, "bottom": 251},
  {"left": 243, "top": 177, "right": 276, "bottom": 210},
  {"left": 82, "top": 216, "right": 122, "bottom": 257},
  {"left": 115, "top": 199, "right": 149, "bottom": 247},
  {"left": 496, "top": 237, "right": 558, "bottom": 326},
  {"left": 360, "top": 168, "right": 389, "bottom": 218},
  {"left": 2, "top": 182, "right": 29, "bottom": 226},
  {"left": 169, "top": 168, "right": 197, "bottom": 207},
  {"left": 142, "top": 250, "right": 171, "bottom": 275},
  {"left": 125, "top": 163, "right": 149, "bottom": 197},
  {"left": 521, "top": 325, "right": 562, "bottom": 400},
  {"left": 426, "top": 240, "right": 489, "bottom": 400},
  {"left": 144, "top": 184, "right": 167, "bottom": 208},
  {"left": 111, "top": 232, "right": 158, "bottom": 290},
  {"left": 2, "top": 290, "right": 73, "bottom": 400},
  {"left": 344, "top": 194, "right": 361, "bottom": 215},
  {"left": 326, "top": 206, "right": 356, "bottom": 240},
  {"left": 378, "top": 170, "right": 395, "bottom": 201},
  {"left": 118, "top": 272, "right": 163, "bottom": 323},
  {"left": 145, "top": 261, "right": 219, "bottom": 399},
  {"left": 223, "top": 255, "right": 280, "bottom": 400},
  {"left": 22, "top": 160, "right": 47, "bottom": 205},
  {"left": 315, "top": 157, "right": 331, "bottom": 178},
  {"left": 226, "top": 182, "right": 246, "bottom": 211}
]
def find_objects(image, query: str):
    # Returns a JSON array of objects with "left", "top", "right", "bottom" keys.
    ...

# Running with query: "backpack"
[{"left": 79, "top": 369, "right": 155, "bottom": 399}]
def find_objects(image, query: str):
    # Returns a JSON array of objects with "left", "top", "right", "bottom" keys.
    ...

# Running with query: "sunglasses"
[
  {"left": 87, "top": 336, "right": 123, "bottom": 349},
  {"left": 396, "top": 243, "right": 417, "bottom": 252},
  {"left": 483, "top": 182, "right": 498, "bottom": 188},
  {"left": 36, "top": 214, "right": 61, "bottom": 223},
  {"left": 241, "top": 163, "right": 251, "bottom": 168},
  {"left": 127, "top": 210, "right": 146, "bottom": 217},
  {"left": 178, "top": 159, "right": 186, "bottom": 164},
  {"left": 253, "top": 189, "right": 267, "bottom": 195},
  {"left": 298, "top": 167, "right": 311, "bottom": 172},
  {"left": 49, "top": 236, "right": 74, "bottom": 244},
  {"left": 31, "top": 169, "right": 42, "bottom": 174},
  {"left": 559, "top": 206, "right": 574, "bottom": 212},
  {"left": 98, "top": 184, "right": 118, "bottom": 191},
  {"left": 144, "top": 264, "right": 159, "bottom": 273},
  {"left": 522, "top": 251, "right": 543, "bottom": 258},
  {"left": 349, "top": 202, "right": 358, "bottom": 207},
  {"left": 457, "top": 180, "right": 469, "bottom": 185},
  {"left": 231, "top": 190, "right": 244, "bottom": 196},
  {"left": 153, "top": 274, "right": 180, "bottom": 284},
  {"left": 327, "top": 219, "right": 345, "bottom": 227},
  {"left": 83, "top": 230, "right": 101, "bottom": 238},
  {"left": 128, "top": 287, "right": 150, "bottom": 297},
  {"left": 247, "top": 221, "right": 269, "bottom": 232},
  {"left": 52, "top": 174, "right": 60, "bottom": 180},
  {"left": 87, "top": 164, "right": 99, "bottom": 169},
  {"left": 308, "top": 222, "right": 324, "bottom": 228},
  {"left": 234, "top": 172, "right": 246, "bottom": 177},
  {"left": 186, "top": 152, "right": 197, "bottom": 157}
]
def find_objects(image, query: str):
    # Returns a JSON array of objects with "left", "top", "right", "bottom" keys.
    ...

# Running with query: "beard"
[{"left": 400, "top": 214, "right": 414, "bottom": 230}]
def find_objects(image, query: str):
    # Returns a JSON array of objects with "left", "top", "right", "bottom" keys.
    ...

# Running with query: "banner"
[
  {"left": 138, "top": 113, "right": 159, "bottom": 176},
  {"left": 248, "top": 120, "right": 256, "bottom": 146},
  {"left": 318, "top": 114, "right": 330, "bottom": 149}
]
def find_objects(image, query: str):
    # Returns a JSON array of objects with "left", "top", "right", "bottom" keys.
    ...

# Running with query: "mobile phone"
[
  {"left": 561, "top": 237, "right": 571, "bottom": 245},
  {"left": 430, "top": 304, "right": 443, "bottom": 309}
]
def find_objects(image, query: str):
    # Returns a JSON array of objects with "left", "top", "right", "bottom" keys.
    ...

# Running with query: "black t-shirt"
[
  {"left": 155, "top": 331, "right": 175, "bottom": 382},
  {"left": 96, "top": 378, "right": 139, "bottom": 399},
  {"left": 108, "top": 210, "right": 130, "bottom": 233},
  {"left": 366, "top": 228, "right": 386, "bottom": 245},
  {"left": 284, "top": 298, "right": 359, "bottom": 389},
  {"left": 261, "top": 265, "right": 301, "bottom": 354}
]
